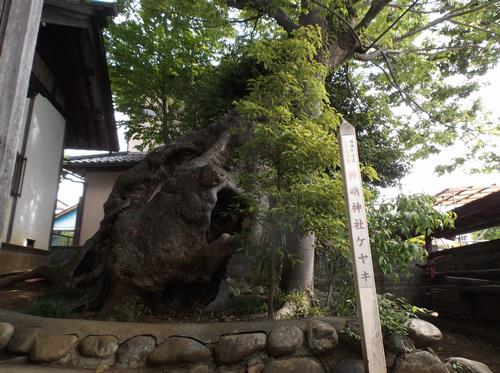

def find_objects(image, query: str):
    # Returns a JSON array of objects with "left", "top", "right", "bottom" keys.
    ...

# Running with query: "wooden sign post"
[{"left": 338, "top": 120, "right": 387, "bottom": 373}]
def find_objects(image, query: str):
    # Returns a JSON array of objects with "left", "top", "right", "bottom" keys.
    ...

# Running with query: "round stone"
[
  {"left": 334, "top": 359, "right": 365, "bottom": 373},
  {"left": 148, "top": 336, "right": 211, "bottom": 365},
  {"left": 215, "top": 333, "right": 266, "bottom": 365},
  {"left": 264, "top": 357, "right": 325, "bottom": 373},
  {"left": 0, "top": 322, "right": 14, "bottom": 349},
  {"left": 78, "top": 335, "right": 119, "bottom": 359},
  {"left": 394, "top": 351, "right": 448, "bottom": 373},
  {"left": 306, "top": 320, "right": 339, "bottom": 356},
  {"left": 385, "top": 333, "right": 416, "bottom": 355},
  {"left": 116, "top": 335, "right": 156, "bottom": 369},
  {"left": 386, "top": 351, "right": 397, "bottom": 368},
  {"left": 445, "top": 357, "right": 493, "bottom": 373},
  {"left": 8, "top": 327, "right": 41, "bottom": 354},
  {"left": 267, "top": 325, "right": 304, "bottom": 357},
  {"left": 406, "top": 319, "right": 442, "bottom": 348},
  {"left": 30, "top": 335, "right": 78, "bottom": 363}
]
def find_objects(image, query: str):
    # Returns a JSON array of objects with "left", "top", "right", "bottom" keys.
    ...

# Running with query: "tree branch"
[
  {"left": 344, "top": 63, "right": 364, "bottom": 103},
  {"left": 354, "top": 42, "right": 500, "bottom": 60},
  {"left": 402, "top": 44, "right": 500, "bottom": 55},
  {"left": 372, "top": 52, "right": 447, "bottom": 127},
  {"left": 227, "top": 0, "right": 299, "bottom": 33},
  {"left": 449, "top": 19, "right": 500, "bottom": 37},
  {"left": 394, "top": 0, "right": 497, "bottom": 42},
  {"left": 309, "top": 0, "right": 364, "bottom": 50},
  {"left": 354, "top": 48, "right": 401, "bottom": 60},
  {"left": 386, "top": 3, "right": 454, "bottom": 14},
  {"left": 356, "top": 0, "right": 392, "bottom": 31},
  {"left": 364, "top": 0, "right": 419, "bottom": 51}
]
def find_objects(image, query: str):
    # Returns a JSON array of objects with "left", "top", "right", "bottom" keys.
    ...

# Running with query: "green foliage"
[
  {"left": 107, "top": 0, "right": 233, "bottom": 148},
  {"left": 322, "top": 194, "right": 453, "bottom": 319},
  {"left": 183, "top": 47, "right": 265, "bottom": 129},
  {"left": 472, "top": 227, "right": 500, "bottom": 241},
  {"left": 350, "top": 0, "right": 499, "bottom": 170},
  {"left": 369, "top": 194, "right": 455, "bottom": 280},
  {"left": 327, "top": 69, "right": 408, "bottom": 186},
  {"left": 280, "top": 291, "right": 325, "bottom": 318},
  {"left": 378, "top": 295, "right": 424, "bottom": 336},
  {"left": 108, "top": 0, "right": 498, "bottom": 170},
  {"left": 344, "top": 295, "right": 425, "bottom": 340},
  {"left": 113, "top": 296, "right": 152, "bottom": 322},
  {"left": 236, "top": 26, "right": 343, "bottom": 237},
  {"left": 235, "top": 26, "right": 351, "bottom": 311},
  {"left": 25, "top": 288, "right": 78, "bottom": 318}
]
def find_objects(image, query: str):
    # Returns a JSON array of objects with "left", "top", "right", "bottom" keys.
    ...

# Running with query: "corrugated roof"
[
  {"left": 64, "top": 151, "right": 146, "bottom": 170},
  {"left": 434, "top": 184, "right": 500, "bottom": 207},
  {"left": 432, "top": 190, "right": 500, "bottom": 239}
]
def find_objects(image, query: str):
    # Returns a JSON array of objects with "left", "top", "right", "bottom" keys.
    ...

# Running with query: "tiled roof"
[{"left": 64, "top": 151, "right": 146, "bottom": 170}]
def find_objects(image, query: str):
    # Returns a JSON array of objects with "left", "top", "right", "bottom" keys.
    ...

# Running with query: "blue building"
[{"left": 52, "top": 205, "right": 78, "bottom": 246}]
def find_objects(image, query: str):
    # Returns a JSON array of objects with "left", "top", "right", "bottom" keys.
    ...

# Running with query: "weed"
[{"left": 24, "top": 288, "right": 78, "bottom": 318}]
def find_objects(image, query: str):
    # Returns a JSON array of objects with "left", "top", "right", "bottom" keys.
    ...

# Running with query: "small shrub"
[
  {"left": 378, "top": 294, "right": 425, "bottom": 336},
  {"left": 342, "top": 294, "right": 426, "bottom": 340},
  {"left": 25, "top": 288, "right": 77, "bottom": 318}
]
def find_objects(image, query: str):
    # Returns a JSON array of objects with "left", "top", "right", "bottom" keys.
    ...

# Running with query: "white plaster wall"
[
  {"left": 10, "top": 95, "right": 65, "bottom": 249},
  {"left": 2, "top": 97, "right": 31, "bottom": 241},
  {"left": 79, "top": 171, "right": 123, "bottom": 245}
]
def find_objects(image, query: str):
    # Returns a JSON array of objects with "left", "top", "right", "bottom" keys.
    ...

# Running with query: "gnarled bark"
[{"left": 41, "top": 114, "right": 254, "bottom": 312}]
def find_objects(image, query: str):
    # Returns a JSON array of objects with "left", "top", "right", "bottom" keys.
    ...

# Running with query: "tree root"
[{"left": 0, "top": 269, "right": 42, "bottom": 288}]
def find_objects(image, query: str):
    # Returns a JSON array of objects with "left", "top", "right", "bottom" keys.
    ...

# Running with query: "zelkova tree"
[{"left": 3, "top": 0, "right": 497, "bottom": 314}]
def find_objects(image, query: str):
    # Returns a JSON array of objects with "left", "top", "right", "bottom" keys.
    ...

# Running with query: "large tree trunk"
[
  {"left": 282, "top": 233, "right": 315, "bottom": 293},
  {"left": 53, "top": 114, "right": 254, "bottom": 312}
]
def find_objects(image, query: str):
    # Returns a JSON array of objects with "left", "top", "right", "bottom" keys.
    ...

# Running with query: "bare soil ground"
[
  {"left": 0, "top": 277, "right": 48, "bottom": 311},
  {"left": 434, "top": 331, "right": 500, "bottom": 372},
  {"left": 1, "top": 279, "right": 499, "bottom": 371}
]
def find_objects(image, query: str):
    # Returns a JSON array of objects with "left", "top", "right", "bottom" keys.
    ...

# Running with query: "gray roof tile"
[{"left": 64, "top": 151, "right": 146, "bottom": 169}]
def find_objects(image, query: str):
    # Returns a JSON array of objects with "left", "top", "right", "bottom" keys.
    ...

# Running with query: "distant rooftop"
[
  {"left": 64, "top": 151, "right": 146, "bottom": 171},
  {"left": 434, "top": 184, "right": 500, "bottom": 207},
  {"left": 432, "top": 190, "right": 500, "bottom": 239}
]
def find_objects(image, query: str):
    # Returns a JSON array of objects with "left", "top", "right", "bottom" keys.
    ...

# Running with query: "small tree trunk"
[
  {"left": 282, "top": 232, "right": 315, "bottom": 293},
  {"left": 267, "top": 248, "right": 276, "bottom": 319}
]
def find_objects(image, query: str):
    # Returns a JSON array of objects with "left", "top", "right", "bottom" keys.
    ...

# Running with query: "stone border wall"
[{"left": 0, "top": 308, "right": 484, "bottom": 372}]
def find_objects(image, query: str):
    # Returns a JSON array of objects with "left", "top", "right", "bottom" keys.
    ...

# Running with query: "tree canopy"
[{"left": 107, "top": 0, "right": 499, "bottom": 176}]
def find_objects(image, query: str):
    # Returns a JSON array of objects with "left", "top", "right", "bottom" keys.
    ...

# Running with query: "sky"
[
  {"left": 381, "top": 65, "right": 499, "bottom": 200},
  {"left": 57, "top": 56, "right": 499, "bottom": 209}
]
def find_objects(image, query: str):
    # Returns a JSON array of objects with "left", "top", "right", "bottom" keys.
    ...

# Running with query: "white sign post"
[{"left": 338, "top": 120, "right": 386, "bottom": 373}]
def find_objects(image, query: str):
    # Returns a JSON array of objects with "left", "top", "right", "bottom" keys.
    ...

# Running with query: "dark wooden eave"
[
  {"left": 31, "top": 0, "right": 119, "bottom": 151},
  {"left": 433, "top": 191, "right": 500, "bottom": 239}
]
